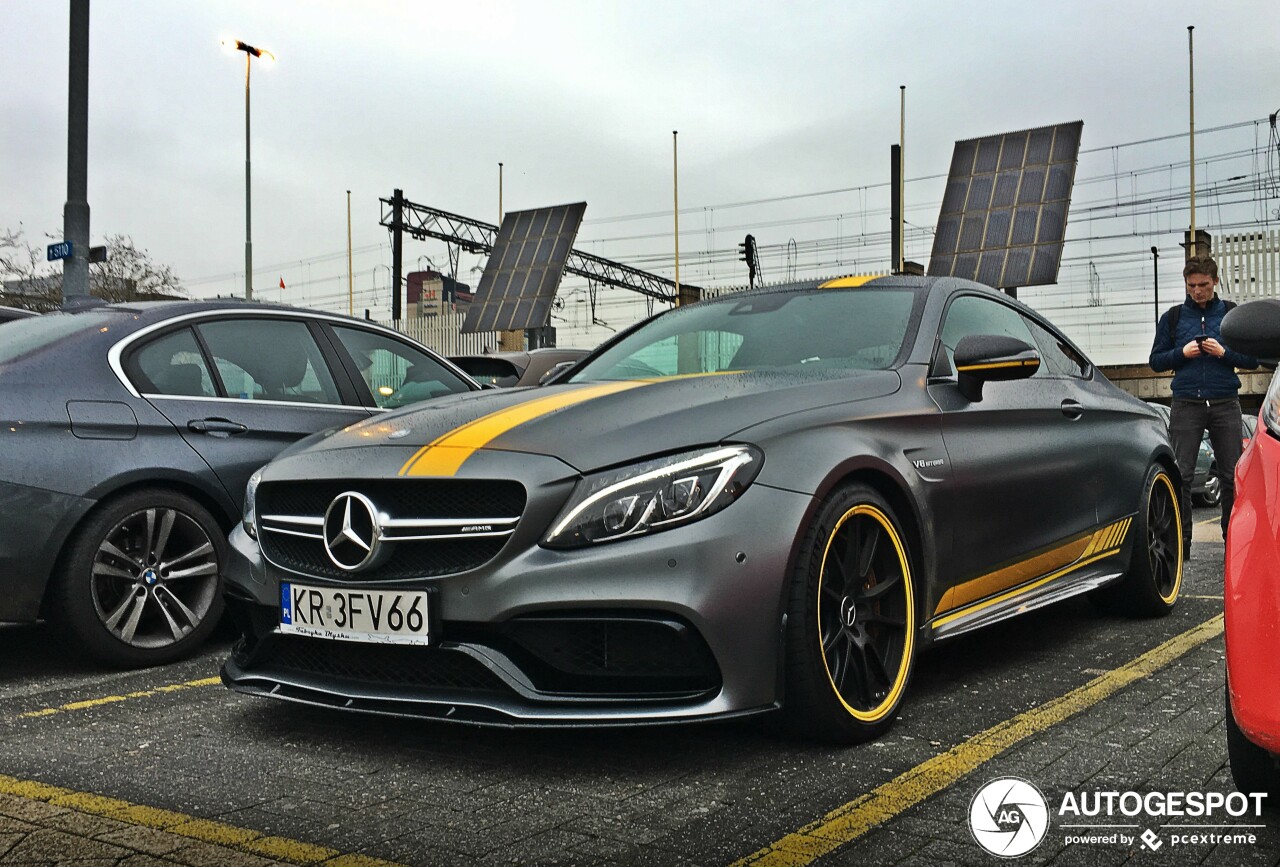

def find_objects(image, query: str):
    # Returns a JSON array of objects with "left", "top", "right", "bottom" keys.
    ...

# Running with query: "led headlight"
[
  {"left": 242, "top": 467, "right": 264, "bottom": 539},
  {"left": 543, "top": 445, "right": 763, "bottom": 549},
  {"left": 1263, "top": 367, "right": 1280, "bottom": 439}
]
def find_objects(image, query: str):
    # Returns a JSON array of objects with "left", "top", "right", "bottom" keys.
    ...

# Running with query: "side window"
[
  {"left": 331, "top": 326, "right": 472, "bottom": 409},
  {"left": 936, "top": 295, "right": 1038, "bottom": 377},
  {"left": 196, "top": 318, "right": 342, "bottom": 404},
  {"left": 1024, "top": 317, "right": 1090, "bottom": 378},
  {"left": 132, "top": 328, "right": 216, "bottom": 397}
]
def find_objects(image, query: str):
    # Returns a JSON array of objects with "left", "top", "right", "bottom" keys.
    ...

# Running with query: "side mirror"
[
  {"left": 953, "top": 334, "right": 1040, "bottom": 402},
  {"left": 539, "top": 360, "right": 577, "bottom": 385},
  {"left": 1222, "top": 299, "right": 1280, "bottom": 362}
]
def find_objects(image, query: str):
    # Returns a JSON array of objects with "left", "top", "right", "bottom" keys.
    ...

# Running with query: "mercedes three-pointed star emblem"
[{"left": 322, "top": 492, "right": 382, "bottom": 571}]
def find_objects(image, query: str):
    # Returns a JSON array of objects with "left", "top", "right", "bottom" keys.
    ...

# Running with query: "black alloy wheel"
[
  {"left": 784, "top": 483, "right": 916, "bottom": 743},
  {"left": 55, "top": 489, "right": 226, "bottom": 667},
  {"left": 1197, "top": 469, "right": 1222, "bottom": 507},
  {"left": 1091, "top": 464, "right": 1182, "bottom": 618}
]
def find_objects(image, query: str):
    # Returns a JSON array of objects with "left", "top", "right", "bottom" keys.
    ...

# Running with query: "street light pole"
[
  {"left": 224, "top": 38, "right": 274, "bottom": 300},
  {"left": 244, "top": 50, "right": 252, "bottom": 300}
]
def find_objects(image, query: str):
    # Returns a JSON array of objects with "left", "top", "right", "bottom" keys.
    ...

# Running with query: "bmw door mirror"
[
  {"left": 539, "top": 360, "right": 576, "bottom": 385},
  {"left": 953, "top": 334, "right": 1041, "bottom": 402},
  {"left": 1222, "top": 299, "right": 1280, "bottom": 364}
]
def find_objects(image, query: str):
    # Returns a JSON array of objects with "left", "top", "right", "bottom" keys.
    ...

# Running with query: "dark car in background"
[
  {"left": 1148, "top": 402, "right": 1226, "bottom": 506},
  {"left": 223, "top": 275, "right": 1181, "bottom": 744},
  {"left": 0, "top": 301, "right": 478, "bottom": 666},
  {"left": 450, "top": 347, "right": 590, "bottom": 387},
  {"left": 0, "top": 306, "right": 39, "bottom": 324}
]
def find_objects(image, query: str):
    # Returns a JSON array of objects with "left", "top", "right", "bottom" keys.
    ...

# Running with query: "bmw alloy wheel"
[{"left": 57, "top": 489, "right": 226, "bottom": 666}]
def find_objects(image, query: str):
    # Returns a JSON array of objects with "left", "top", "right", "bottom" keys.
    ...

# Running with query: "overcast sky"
[{"left": 3, "top": 1, "right": 1277, "bottom": 357}]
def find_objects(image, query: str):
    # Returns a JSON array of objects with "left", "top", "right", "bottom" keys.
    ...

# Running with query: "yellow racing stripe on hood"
[{"left": 399, "top": 380, "right": 651, "bottom": 477}]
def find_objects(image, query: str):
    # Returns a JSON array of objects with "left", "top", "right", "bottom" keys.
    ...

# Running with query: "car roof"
[{"left": 0, "top": 306, "right": 40, "bottom": 321}]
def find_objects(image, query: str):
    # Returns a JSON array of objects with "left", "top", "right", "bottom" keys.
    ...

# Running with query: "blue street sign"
[{"left": 47, "top": 241, "right": 73, "bottom": 262}]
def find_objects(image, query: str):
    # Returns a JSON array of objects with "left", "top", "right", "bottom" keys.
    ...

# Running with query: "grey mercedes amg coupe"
[{"left": 222, "top": 275, "right": 1182, "bottom": 743}]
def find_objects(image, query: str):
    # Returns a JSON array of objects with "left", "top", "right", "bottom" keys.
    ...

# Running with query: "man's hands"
[{"left": 1183, "top": 337, "right": 1226, "bottom": 358}]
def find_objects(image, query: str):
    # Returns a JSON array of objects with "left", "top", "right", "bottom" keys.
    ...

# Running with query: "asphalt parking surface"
[{"left": 1, "top": 508, "right": 1275, "bottom": 866}]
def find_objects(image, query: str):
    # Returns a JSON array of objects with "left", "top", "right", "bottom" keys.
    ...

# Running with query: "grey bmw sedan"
[{"left": 0, "top": 301, "right": 477, "bottom": 666}]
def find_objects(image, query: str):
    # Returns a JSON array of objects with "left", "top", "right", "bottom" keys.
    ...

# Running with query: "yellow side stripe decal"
[
  {"left": 0, "top": 773, "right": 403, "bottom": 866},
  {"left": 937, "top": 517, "right": 1133, "bottom": 619},
  {"left": 731, "top": 614, "right": 1224, "bottom": 865},
  {"left": 399, "top": 380, "right": 649, "bottom": 477}
]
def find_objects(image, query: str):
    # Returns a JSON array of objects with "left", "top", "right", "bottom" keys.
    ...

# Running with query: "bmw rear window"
[{"left": 0, "top": 310, "right": 122, "bottom": 365}]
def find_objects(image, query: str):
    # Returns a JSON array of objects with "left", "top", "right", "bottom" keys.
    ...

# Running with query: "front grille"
[
  {"left": 259, "top": 479, "right": 525, "bottom": 519},
  {"left": 258, "top": 478, "right": 525, "bottom": 581},
  {"left": 250, "top": 634, "right": 508, "bottom": 693},
  {"left": 265, "top": 533, "right": 510, "bottom": 581}
]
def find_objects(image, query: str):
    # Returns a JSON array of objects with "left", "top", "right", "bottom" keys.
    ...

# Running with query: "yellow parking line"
[
  {"left": 10, "top": 675, "right": 220, "bottom": 721},
  {"left": 0, "top": 773, "right": 403, "bottom": 866},
  {"left": 732, "top": 614, "right": 1225, "bottom": 866}
]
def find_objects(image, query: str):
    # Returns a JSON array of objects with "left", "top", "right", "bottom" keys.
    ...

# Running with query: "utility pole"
[
  {"left": 1151, "top": 246, "right": 1160, "bottom": 327},
  {"left": 391, "top": 188, "right": 403, "bottom": 321},
  {"left": 346, "top": 190, "right": 353, "bottom": 316},
  {"left": 62, "top": 0, "right": 91, "bottom": 302}
]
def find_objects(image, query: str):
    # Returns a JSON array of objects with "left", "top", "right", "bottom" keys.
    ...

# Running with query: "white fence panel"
[{"left": 375, "top": 312, "right": 500, "bottom": 357}]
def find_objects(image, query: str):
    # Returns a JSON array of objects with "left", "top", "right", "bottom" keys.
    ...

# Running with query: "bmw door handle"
[
  {"left": 1060, "top": 400, "right": 1084, "bottom": 420},
  {"left": 188, "top": 418, "right": 249, "bottom": 438}
]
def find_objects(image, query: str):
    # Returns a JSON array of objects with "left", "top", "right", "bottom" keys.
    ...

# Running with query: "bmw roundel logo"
[
  {"left": 968, "top": 777, "right": 1050, "bottom": 858},
  {"left": 322, "top": 492, "right": 383, "bottom": 572}
]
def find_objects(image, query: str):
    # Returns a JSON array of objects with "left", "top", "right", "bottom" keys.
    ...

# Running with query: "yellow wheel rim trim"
[
  {"left": 1155, "top": 471, "right": 1183, "bottom": 605},
  {"left": 817, "top": 503, "right": 915, "bottom": 722}
]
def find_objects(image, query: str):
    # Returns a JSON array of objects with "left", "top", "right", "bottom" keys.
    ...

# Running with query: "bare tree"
[
  {"left": 90, "top": 234, "right": 184, "bottom": 302},
  {"left": 0, "top": 227, "right": 59, "bottom": 311},
  {"left": 0, "top": 227, "right": 184, "bottom": 311}
]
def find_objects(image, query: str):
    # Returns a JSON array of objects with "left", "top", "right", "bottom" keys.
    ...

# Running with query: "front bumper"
[
  {"left": 1225, "top": 428, "right": 1280, "bottom": 754},
  {"left": 221, "top": 477, "right": 813, "bottom": 725}
]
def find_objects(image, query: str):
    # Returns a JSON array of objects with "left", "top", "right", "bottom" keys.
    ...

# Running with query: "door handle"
[
  {"left": 188, "top": 418, "right": 249, "bottom": 438},
  {"left": 1060, "top": 400, "right": 1084, "bottom": 420}
]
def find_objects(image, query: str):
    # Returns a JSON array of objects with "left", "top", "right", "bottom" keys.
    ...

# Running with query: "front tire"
[
  {"left": 53, "top": 489, "right": 226, "bottom": 667},
  {"left": 1093, "top": 464, "right": 1182, "bottom": 617},
  {"left": 1226, "top": 685, "right": 1280, "bottom": 801},
  {"left": 782, "top": 483, "right": 916, "bottom": 744}
]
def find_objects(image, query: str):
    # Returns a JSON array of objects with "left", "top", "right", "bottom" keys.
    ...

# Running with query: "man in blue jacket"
[{"left": 1149, "top": 256, "right": 1258, "bottom": 556}]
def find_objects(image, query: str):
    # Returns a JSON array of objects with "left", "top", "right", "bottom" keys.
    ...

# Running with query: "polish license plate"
[{"left": 280, "top": 583, "right": 431, "bottom": 645}]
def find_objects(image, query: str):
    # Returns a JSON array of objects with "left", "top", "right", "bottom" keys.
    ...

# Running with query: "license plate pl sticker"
[{"left": 280, "top": 582, "right": 430, "bottom": 645}]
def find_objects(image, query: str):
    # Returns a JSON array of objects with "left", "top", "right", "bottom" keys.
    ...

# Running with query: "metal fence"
[
  {"left": 375, "top": 311, "right": 499, "bottom": 357},
  {"left": 1218, "top": 231, "right": 1279, "bottom": 302}
]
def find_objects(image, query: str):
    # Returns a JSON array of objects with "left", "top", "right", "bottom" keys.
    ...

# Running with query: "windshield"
[
  {"left": 570, "top": 288, "right": 920, "bottom": 382},
  {"left": 0, "top": 310, "right": 122, "bottom": 365}
]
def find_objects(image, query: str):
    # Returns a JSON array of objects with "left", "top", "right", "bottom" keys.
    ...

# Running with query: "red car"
[{"left": 1222, "top": 299, "right": 1280, "bottom": 797}]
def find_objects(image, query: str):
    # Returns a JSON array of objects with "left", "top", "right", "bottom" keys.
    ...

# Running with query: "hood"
[{"left": 302, "top": 370, "right": 901, "bottom": 476}]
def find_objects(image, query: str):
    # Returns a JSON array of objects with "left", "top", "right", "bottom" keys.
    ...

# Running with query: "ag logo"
[{"left": 969, "top": 777, "right": 1050, "bottom": 858}]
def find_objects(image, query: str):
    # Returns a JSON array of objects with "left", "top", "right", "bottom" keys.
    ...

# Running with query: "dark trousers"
[{"left": 1170, "top": 397, "right": 1243, "bottom": 543}]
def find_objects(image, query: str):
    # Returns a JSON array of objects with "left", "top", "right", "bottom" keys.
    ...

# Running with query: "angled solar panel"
[
  {"left": 928, "top": 121, "right": 1083, "bottom": 289},
  {"left": 461, "top": 202, "right": 587, "bottom": 333}
]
